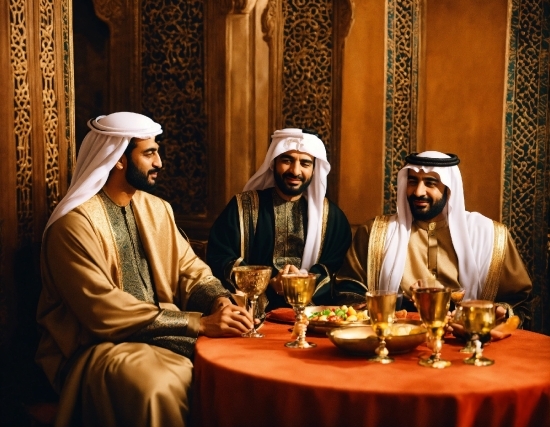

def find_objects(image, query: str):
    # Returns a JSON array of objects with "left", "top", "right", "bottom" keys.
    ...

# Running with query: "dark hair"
[{"left": 123, "top": 137, "right": 138, "bottom": 158}]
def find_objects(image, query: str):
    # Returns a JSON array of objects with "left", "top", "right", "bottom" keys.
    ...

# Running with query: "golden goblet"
[
  {"left": 461, "top": 300, "right": 495, "bottom": 366},
  {"left": 413, "top": 286, "right": 452, "bottom": 369},
  {"left": 366, "top": 290, "right": 398, "bottom": 364},
  {"left": 232, "top": 265, "right": 272, "bottom": 338},
  {"left": 281, "top": 273, "right": 319, "bottom": 348}
]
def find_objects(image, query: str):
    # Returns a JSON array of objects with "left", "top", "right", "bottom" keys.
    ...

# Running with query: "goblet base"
[
  {"left": 285, "top": 340, "right": 316, "bottom": 349},
  {"left": 242, "top": 329, "right": 264, "bottom": 338},
  {"left": 418, "top": 356, "right": 451, "bottom": 369},
  {"left": 368, "top": 355, "right": 394, "bottom": 364},
  {"left": 464, "top": 355, "right": 494, "bottom": 366}
]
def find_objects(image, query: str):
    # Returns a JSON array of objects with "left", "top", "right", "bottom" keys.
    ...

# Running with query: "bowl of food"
[
  {"left": 327, "top": 319, "right": 427, "bottom": 355},
  {"left": 305, "top": 305, "right": 370, "bottom": 333}
]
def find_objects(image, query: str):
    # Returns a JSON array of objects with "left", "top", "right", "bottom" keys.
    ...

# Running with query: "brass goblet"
[
  {"left": 413, "top": 286, "right": 452, "bottom": 369},
  {"left": 281, "top": 273, "right": 319, "bottom": 349},
  {"left": 366, "top": 290, "right": 398, "bottom": 364},
  {"left": 461, "top": 300, "right": 495, "bottom": 366},
  {"left": 232, "top": 266, "right": 272, "bottom": 338}
]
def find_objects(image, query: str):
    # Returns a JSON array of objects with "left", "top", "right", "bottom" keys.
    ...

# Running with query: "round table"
[{"left": 190, "top": 320, "right": 550, "bottom": 427}]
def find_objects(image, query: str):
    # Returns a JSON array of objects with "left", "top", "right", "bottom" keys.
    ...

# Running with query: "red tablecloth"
[{"left": 190, "top": 320, "right": 550, "bottom": 427}]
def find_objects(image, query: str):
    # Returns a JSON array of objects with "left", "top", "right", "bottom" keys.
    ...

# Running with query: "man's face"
[
  {"left": 273, "top": 150, "right": 314, "bottom": 197},
  {"left": 125, "top": 137, "right": 162, "bottom": 192},
  {"left": 406, "top": 169, "right": 448, "bottom": 221}
]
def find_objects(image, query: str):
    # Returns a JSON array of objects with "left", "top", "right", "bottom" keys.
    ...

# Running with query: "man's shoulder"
[
  {"left": 132, "top": 190, "right": 171, "bottom": 210},
  {"left": 465, "top": 211, "right": 504, "bottom": 231}
]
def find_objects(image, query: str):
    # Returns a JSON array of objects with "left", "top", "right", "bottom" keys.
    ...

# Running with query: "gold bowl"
[{"left": 327, "top": 320, "right": 427, "bottom": 355}]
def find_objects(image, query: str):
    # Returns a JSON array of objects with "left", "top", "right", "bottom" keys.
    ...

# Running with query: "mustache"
[
  {"left": 409, "top": 195, "right": 432, "bottom": 203},
  {"left": 282, "top": 172, "right": 304, "bottom": 181},
  {"left": 148, "top": 167, "right": 163, "bottom": 174}
]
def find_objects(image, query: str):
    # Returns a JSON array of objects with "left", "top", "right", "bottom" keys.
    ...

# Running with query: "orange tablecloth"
[{"left": 190, "top": 321, "right": 550, "bottom": 427}]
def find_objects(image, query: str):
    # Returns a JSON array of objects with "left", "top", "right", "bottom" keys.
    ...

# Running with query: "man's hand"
[
  {"left": 199, "top": 297, "right": 253, "bottom": 337},
  {"left": 269, "top": 265, "right": 300, "bottom": 295}
]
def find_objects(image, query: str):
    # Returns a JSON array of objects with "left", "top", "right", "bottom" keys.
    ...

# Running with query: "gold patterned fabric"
[
  {"left": 99, "top": 191, "right": 156, "bottom": 303},
  {"left": 36, "top": 190, "right": 229, "bottom": 427},
  {"left": 272, "top": 190, "right": 307, "bottom": 270}
]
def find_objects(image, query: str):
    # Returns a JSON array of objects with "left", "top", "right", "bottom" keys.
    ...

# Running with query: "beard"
[
  {"left": 273, "top": 170, "right": 313, "bottom": 197},
  {"left": 408, "top": 187, "right": 448, "bottom": 221},
  {"left": 126, "top": 158, "right": 160, "bottom": 193}
]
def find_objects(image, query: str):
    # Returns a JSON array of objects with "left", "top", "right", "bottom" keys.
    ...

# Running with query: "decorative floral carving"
[
  {"left": 502, "top": 0, "right": 548, "bottom": 330},
  {"left": 39, "top": 0, "right": 61, "bottom": 215},
  {"left": 383, "top": 0, "right": 420, "bottom": 215},
  {"left": 10, "top": 0, "right": 33, "bottom": 243},
  {"left": 141, "top": 0, "right": 208, "bottom": 216},
  {"left": 281, "top": 0, "right": 333, "bottom": 161}
]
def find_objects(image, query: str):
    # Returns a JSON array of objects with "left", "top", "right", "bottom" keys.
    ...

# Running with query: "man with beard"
[
  {"left": 36, "top": 112, "right": 253, "bottom": 427},
  {"left": 207, "top": 128, "right": 353, "bottom": 312},
  {"left": 335, "top": 151, "right": 532, "bottom": 330}
]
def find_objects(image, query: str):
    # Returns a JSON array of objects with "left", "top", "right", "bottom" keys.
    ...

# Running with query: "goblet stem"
[
  {"left": 242, "top": 298, "right": 264, "bottom": 338},
  {"left": 368, "top": 335, "right": 394, "bottom": 364},
  {"left": 285, "top": 306, "right": 316, "bottom": 348},
  {"left": 419, "top": 329, "right": 451, "bottom": 369},
  {"left": 464, "top": 334, "right": 494, "bottom": 366},
  {"left": 460, "top": 339, "right": 476, "bottom": 353}
]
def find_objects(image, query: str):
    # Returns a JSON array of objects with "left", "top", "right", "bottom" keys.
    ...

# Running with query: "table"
[{"left": 190, "top": 320, "right": 550, "bottom": 427}]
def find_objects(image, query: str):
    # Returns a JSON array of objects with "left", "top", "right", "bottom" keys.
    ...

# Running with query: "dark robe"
[{"left": 207, "top": 188, "right": 352, "bottom": 311}]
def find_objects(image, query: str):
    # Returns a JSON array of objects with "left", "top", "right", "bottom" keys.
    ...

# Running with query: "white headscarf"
[
  {"left": 243, "top": 128, "right": 330, "bottom": 270},
  {"left": 379, "top": 151, "right": 493, "bottom": 299},
  {"left": 44, "top": 112, "right": 162, "bottom": 232}
]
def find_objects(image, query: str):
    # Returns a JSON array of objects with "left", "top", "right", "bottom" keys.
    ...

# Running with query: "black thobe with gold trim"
[{"left": 207, "top": 188, "right": 352, "bottom": 311}]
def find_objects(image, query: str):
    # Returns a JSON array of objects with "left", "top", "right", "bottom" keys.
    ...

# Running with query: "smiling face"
[
  {"left": 273, "top": 150, "right": 315, "bottom": 200},
  {"left": 124, "top": 137, "right": 162, "bottom": 192},
  {"left": 406, "top": 169, "right": 449, "bottom": 221}
]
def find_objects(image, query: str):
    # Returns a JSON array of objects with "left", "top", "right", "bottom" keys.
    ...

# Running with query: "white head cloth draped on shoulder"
[
  {"left": 379, "top": 151, "right": 494, "bottom": 300},
  {"left": 243, "top": 128, "right": 330, "bottom": 270},
  {"left": 44, "top": 112, "right": 162, "bottom": 232}
]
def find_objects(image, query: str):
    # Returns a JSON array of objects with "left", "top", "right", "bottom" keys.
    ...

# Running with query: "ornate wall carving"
[
  {"left": 141, "top": 0, "right": 208, "bottom": 216},
  {"left": 40, "top": 0, "right": 61, "bottom": 216},
  {"left": 10, "top": 0, "right": 34, "bottom": 244},
  {"left": 0, "top": 0, "right": 74, "bottom": 343},
  {"left": 502, "top": 0, "right": 549, "bottom": 332},
  {"left": 383, "top": 0, "right": 421, "bottom": 215},
  {"left": 281, "top": 0, "right": 334, "bottom": 161}
]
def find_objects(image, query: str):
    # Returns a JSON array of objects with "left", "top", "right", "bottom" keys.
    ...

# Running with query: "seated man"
[
  {"left": 207, "top": 128, "right": 352, "bottom": 313},
  {"left": 336, "top": 151, "right": 532, "bottom": 331},
  {"left": 36, "top": 112, "right": 252, "bottom": 427}
]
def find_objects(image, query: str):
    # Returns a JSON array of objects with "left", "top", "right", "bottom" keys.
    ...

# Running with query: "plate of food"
[
  {"left": 326, "top": 319, "right": 427, "bottom": 355},
  {"left": 304, "top": 305, "right": 371, "bottom": 333}
]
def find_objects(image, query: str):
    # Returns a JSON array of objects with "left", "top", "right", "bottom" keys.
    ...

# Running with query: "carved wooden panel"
[
  {"left": 281, "top": 0, "right": 333, "bottom": 158},
  {"left": 383, "top": 0, "right": 421, "bottom": 215},
  {"left": 502, "top": 0, "right": 549, "bottom": 333},
  {"left": 141, "top": 0, "right": 208, "bottom": 217},
  {"left": 0, "top": 0, "right": 74, "bottom": 343},
  {"left": 10, "top": 0, "right": 34, "bottom": 244}
]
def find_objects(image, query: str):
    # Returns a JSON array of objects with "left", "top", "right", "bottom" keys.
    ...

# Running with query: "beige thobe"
[{"left": 36, "top": 191, "right": 227, "bottom": 427}]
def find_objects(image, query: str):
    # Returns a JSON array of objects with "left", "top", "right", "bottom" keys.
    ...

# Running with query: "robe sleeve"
[
  {"left": 333, "top": 222, "right": 372, "bottom": 304},
  {"left": 494, "top": 232, "right": 533, "bottom": 329},
  {"left": 310, "top": 201, "right": 353, "bottom": 305},
  {"left": 206, "top": 196, "right": 245, "bottom": 292}
]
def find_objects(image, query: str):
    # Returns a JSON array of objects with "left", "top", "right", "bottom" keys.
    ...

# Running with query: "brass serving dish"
[
  {"left": 304, "top": 306, "right": 370, "bottom": 334},
  {"left": 327, "top": 320, "right": 427, "bottom": 355}
]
